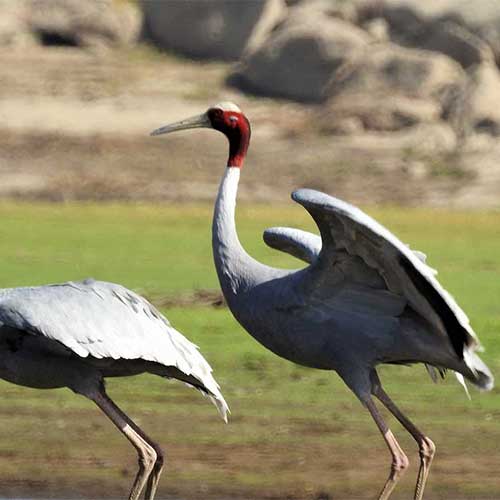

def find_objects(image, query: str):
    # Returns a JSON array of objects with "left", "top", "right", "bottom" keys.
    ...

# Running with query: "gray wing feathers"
[
  {"left": 0, "top": 280, "right": 228, "bottom": 420},
  {"left": 262, "top": 225, "right": 407, "bottom": 317},
  {"left": 291, "top": 189, "right": 479, "bottom": 354},
  {"left": 263, "top": 226, "right": 436, "bottom": 278},
  {"left": 263, "top": 227, "right": 322, "bottom": 264}
]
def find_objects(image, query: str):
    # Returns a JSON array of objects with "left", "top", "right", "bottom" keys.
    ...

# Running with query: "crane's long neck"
[{"left": 212, "top": 167, "right": 259, "bottom": 300}]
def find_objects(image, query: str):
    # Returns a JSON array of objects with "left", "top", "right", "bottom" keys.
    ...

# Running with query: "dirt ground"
[{"left": 2, "top": 45, "right": 500, "bottom": 208}]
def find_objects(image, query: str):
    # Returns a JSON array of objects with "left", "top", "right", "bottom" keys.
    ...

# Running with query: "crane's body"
[
  {"left": 223, "top": 269, "right": 453, "bottom": 373},
  {"left": 211, "top": 163, "right": 491, "bottom": 400},
  {"left": 0, "top": 279, "right": 227, "bottom": 403},
  {"left": 152, "top": 102, "right": 493, "bottom": 500},
  {"left": 0, "top": 278, "right": 227, "bottom": 500}
]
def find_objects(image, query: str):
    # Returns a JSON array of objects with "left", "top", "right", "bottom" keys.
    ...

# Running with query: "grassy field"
[{"left": 0, "top": 202, "right": 498, "bottom": 500}]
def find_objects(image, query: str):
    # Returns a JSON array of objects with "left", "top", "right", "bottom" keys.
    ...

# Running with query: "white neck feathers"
[
  {"left": 212, "top": 167, "right": 249, "bottom": 295},
  {"left": 213, "top": 167, "right": 241, "bottom": 256}
]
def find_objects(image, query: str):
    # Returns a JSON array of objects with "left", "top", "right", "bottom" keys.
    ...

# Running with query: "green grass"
[
  {"left": 0, "top": 202, "right": 304, "bottom": 293},
  {"left": 0, "top": 202, "right": 499, "bottom": 499}
]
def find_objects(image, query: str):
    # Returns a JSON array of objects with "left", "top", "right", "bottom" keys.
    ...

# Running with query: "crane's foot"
[
  {"left": 126, "top": 430, "right": 157, "bottom": 500},
  {"left": 377, "top": 430, "right": 410, "bottom": 500},
  {"left": 414, "top": 436, "right": 435, "bottom": 500}
]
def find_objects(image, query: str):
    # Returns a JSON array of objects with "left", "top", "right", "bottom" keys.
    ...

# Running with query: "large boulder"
[
  {"left": 413, "top": 20, "right": 493, "bottom": 69},
  {"left": 381, "top": 0, "right": 500, "bottom": 67},
  {"left": 328, "top": 43, "right": 464, "bottom": 100},
  {"left": 232, "top": 1, "right": 372, "bottom": 102},
  {"left": 0, "top": 0, "right": 141, "bottom": 48},
  {"left": 322, "top": 43, "right": 465, "bottom": 132},
  {"left": 141, "top": 0, "right": 285, "bottom": 61}
]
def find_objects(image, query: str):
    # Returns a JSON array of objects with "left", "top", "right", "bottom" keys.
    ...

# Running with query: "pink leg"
[
  {"left": 92, "top": 387, "right": 162, "bottom": 500},
  {"left": 94, "top": 390, "right": 165, "bottom": 500},
  {"left": 371, "top": 374, "right": 435, "bottom": 500},
  {"left": 365, "top": 397, "right": 410, "bottom": 500}
]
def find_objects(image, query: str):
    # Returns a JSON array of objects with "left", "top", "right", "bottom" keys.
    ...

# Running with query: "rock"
[
  {"left": 416, "top": 21, "right": 493, "bottom": 69},
  {"left": 469, "top": 63, "right": 500, "bottom": 136},
  {"left": 232, "top": 1, "right": 372, "bottom": 102},
  {"left": 285, "top": 0, "right": 360, "bottom": 22},
  {"left": 326, "top": 116, "right": 365, "bottom": 135},
  {"left": 379, "top": 122, "right": 458, "bottom": 152},
  {"left": 363, "top": 18, "right": 390, "bottom": 42},
  {"left": 320, "top": 93, "right": 441, "bottom": 133},
  {"left": 437, "top": 62, "right": 500, "bottom": 139},
  {"left": 382, "top": 11, "right": 493, "bottom": 69},
  {"left": 319, "top": 43, "right": 465, "bottom": 133},
  {"left": 141, "top": 0, "right": 286, "bottom": 61},
  {"left": 328, "top": 43, "right": 464, "bottom": 100},
  {"left": 381, "top": 0, "right": 500, "bottom": 67},
  {"left": 26, "top": 0, "right": 141, "bottom": 48}
]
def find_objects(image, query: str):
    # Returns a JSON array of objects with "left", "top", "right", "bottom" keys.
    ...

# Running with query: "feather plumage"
[
  {"left": 0, "top": 279, "right": 228, "bottom": 420},
  {"left": 290, "top": 189, "right": 492, "bottom": 391}
]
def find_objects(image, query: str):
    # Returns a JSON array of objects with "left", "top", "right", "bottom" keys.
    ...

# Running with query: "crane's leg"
[
  {"left": 113, "top": 415, "right": 164, "bottom": 500},
  {"left": 364, "top": 396, "right": 409, "bottom": 500},
  {"left": 371, "top": 371, "right": 436, "bottom": 500},
  {"left": 93, "top": 388, "right": 165, "bottom": 499},
  {"left": 91, "top": 386, "right": 162, "bottom": 500}
]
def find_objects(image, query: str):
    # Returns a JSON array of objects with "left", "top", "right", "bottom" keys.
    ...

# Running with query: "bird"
[
  {"left": 151, "top": 101, "right": 493, "bottom": 500},
  {"left": 0, "top": 278, "right": 228, "bottom": 500}
]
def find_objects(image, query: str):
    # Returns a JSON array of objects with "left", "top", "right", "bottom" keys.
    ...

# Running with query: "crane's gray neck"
[{"left": 212, "top": 167, "right": 262, "bottom": 299}]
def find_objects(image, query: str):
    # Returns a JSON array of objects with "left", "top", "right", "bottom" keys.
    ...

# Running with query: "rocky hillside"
[{"left": 1, "top": 0, "right": 500, "bottom": 207}]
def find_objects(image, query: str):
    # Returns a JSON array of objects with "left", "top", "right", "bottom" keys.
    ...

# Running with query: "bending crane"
[{"left": 0, "top": 279, "right": 227, "bottom": 500}]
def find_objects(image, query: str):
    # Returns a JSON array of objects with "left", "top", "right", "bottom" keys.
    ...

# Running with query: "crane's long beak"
[{"left": 150, "top": 112, "right": 211, "bottom": 136}]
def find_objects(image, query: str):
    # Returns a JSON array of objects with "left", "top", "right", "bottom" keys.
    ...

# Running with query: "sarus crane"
[
  {"left": 151, "top": 101, "right": 493, "bottom": 500},
  {"left": 0, "top": 278, "right": 228, "bottom": 500}
]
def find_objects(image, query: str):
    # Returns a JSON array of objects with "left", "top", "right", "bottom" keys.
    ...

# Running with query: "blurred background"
[{"left": 0, "top": 0, "right": 500, "bottom": 499}]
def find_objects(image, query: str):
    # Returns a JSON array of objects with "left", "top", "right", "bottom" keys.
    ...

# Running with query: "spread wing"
[
  {"left": 0, "top": 279, "right": 228, "bottom": 420},
  {"left": 264, "top": 227, "right": 437, "bottom": 275},
  {"left": 291, "top": 188, "right": 481, "bottom": 364},
  {"left": 263, "top": 227, "right": 322, "bottom": 264}
]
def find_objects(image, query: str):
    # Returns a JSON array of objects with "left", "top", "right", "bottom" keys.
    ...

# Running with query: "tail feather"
[
  {"left": 454, "top": 372, "right": 471, "bottom": 400},
  {"left": 162, "top": 366, "right": 230, "bottom": 422},
  {"left": 424, "top": 350, "right": 493, "bottom": 397},
  {"left": 461, "top": 347, "right": 494, "bottom": 392},
  {"left": 180, "top": 381, "right": 229, "bottom": 422},
  {"left": 208, "top": 393, "right": 230, "bottom": 423}
]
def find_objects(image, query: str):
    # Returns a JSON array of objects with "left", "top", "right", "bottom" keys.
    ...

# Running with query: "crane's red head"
[{"left": 151, "top": 102, "right": 251, "bottom": 168}]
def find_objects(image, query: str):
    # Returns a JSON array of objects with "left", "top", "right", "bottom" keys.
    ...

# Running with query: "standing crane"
[
  {"left": 151, "top": 102, "right": 493, "bottom": 500},
  {"left": 0, "top": 278, "right": 228, "bottom": 500}
]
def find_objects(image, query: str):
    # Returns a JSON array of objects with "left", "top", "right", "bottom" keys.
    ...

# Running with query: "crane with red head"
[{"left": 152, "top": 102, "right": 493, "bottom": 500}]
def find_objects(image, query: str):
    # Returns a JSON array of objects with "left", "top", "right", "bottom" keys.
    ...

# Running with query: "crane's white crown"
[{"left": 212, "top": 101, "right": 241, "bottom": 113}]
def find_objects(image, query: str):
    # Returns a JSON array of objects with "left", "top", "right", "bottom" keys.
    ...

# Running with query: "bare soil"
[{"left": 2, "top": 45, "right": 500, "bottom": 208}]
